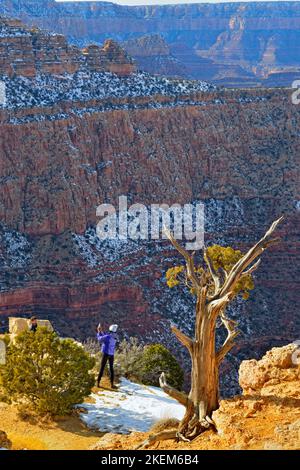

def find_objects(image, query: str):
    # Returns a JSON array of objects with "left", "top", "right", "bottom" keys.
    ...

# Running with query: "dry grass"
[{"left": 150, "top": 418, "right": 180, "bottom": 433}]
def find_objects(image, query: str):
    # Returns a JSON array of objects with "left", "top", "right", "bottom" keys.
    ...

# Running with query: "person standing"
[
  {"left": 29, "top": 316, "right": 38, "bottom": 332},
  {"left": 96, "top": 324, "right": 118, "bottom": 389}
]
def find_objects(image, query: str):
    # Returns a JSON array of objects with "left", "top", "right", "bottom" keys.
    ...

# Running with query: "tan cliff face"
[
  {"left": 0, "top": 89, "right": 298, "bottom": 236},
  {"left": 0, "top": 18, "right": 136, "bottom": 78}
]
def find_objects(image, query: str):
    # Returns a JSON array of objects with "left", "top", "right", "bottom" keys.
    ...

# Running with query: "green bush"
[
  {"left": 139, "top": 344, "right": 184, "bottom": 390},
  {"left": 114, "top": 338, "right": 184, "bottom": 390},
  {"left": 0, "top": 328, "right": 95, "bottom": 416}
]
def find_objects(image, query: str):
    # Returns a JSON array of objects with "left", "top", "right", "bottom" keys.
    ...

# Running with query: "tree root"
[
  {"left": 135, "top": 430, "right": 178, "bottom": 450},
  {"left": 135, "top": 415, "right": 216, "bottom": 450}
]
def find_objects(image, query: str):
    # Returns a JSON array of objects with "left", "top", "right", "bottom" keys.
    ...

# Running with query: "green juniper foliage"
[
  {"left": 0, "top": 327, "right": 95, "bottom": 415},
  {"left": 139, "top": 344, "right": 184, "bottom": 390},
  {"left": 114, "top": 338, "right": 184, "bottom": 389},
  {"left": 166, "top": 244, "right": 254, "bottom": 300}
]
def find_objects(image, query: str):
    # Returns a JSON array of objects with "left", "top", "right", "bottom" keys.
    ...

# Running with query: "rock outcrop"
[
  {"left": 0, "top": 430, "right": 11, "bottom": 450},
  {"left": 0, "top": 17, "right": 136, "bottom": 78},
  {"left": 1, "top": 1, "right": 300, "bottom": 86},
  {"left": 123, "top": 35, "right": 188, "bottom": 79},
  {"left": 8, "top": 317, "right": 53, "bottom": 340},
  {"left": 239, "top": 343, "right": 300, "bottom": 395},
  {"left": 91, "top": 344, "right": 300, "bottom": 450}
]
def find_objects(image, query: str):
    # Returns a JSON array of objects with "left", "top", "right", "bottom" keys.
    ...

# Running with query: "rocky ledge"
[{"left": 91, "top": 343, "right": 300, "bottom": 450}]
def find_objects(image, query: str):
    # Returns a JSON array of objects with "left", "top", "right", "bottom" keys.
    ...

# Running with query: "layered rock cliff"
[
  {"left": 1, "top": 1, "right": 300, "bottom": 86},
  {"left": 0, "top": 16, "right": 299, "bottom": 396},
  {"left": 0, "top": 17, "right": 136, "bottom": 78},
  {"left": 123, "top": 35, "right": 189, "bottom": 79}
]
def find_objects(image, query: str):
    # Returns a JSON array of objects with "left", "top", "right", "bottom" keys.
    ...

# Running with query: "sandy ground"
[
  {"left": 0, "top": 402, "right": 104, "bottom": 450},
  {"left": 0, "top": 380, "right": 117, "bottom": 450},
  {"left": 1, "top": 355, "right": 299, "bottom": 451}
]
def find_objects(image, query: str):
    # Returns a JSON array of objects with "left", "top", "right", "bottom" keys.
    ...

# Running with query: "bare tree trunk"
[
  {"left": 178, "top": 303, "right": 218, "bottom": 439},
  {"left": 192, "top": 315, "right": 218, "bottom": 421},
  {"left": 137, "top": 217, "right": 283, "bottom": 448}
]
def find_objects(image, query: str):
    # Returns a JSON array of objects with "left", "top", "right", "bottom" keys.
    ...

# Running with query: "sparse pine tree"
[{"left": 138, "top": 217, "right": 283, "bottom": 448}]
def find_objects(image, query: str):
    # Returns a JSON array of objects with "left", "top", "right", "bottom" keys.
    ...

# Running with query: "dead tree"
[{"left": 137, "top": 217, "right": 283, "bottom": 449}]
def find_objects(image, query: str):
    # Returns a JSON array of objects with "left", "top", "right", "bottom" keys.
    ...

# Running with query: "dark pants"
[{"left": 98, "top": 353, "right": 114, "bottom": 386}]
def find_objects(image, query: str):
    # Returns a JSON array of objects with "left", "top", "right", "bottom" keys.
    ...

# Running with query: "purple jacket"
[{"left": 96, "top": 332, "right": 117, "bottom": 356}]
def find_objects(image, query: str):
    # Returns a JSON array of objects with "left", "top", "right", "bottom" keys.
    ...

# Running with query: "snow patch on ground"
[{"left": 79, "top": 378, "right": 185, "bottom": 434}]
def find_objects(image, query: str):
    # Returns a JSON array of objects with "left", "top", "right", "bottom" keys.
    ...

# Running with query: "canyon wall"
[
  {"left": 0, "top": 85, "right": 299, "bottom": 393},
  {"left": 0, "top": 15, "right": 299, "bottom": 394},
  {"left": 0, "top": 17, "right": 135, "bottom": 78},
  {"left": 1, "top": 1, "right": 300, "bottom": 86}
]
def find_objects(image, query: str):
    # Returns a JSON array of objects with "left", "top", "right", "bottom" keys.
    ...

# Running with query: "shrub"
[
  {"left": 83, "top": 337, "right": 102, "bottom": 376},
  {"left": 83, "top": 338, "right": 99, "bottom": 356},
  {"left": 139, "top": 344, "right": 184, "bottom": 390},
  {"left": 115, "top": 337, "right": 144, "bottom": 381},
  {"left": 0, "top": 328, "right": 95, "bottom": 416}
]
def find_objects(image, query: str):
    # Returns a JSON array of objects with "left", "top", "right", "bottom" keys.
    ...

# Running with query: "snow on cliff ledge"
[
  {"left": 79, "top": 378, "right": 185, "bottom": 434},
  {"left": 0, "top": 71, "right": 215, "bottom": 110}
]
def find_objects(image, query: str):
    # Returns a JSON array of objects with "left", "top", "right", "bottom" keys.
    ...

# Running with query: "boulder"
[
  {"left": 9, "top": 317, "right": 54, "bottom": 336},
  {"left": 9, "top": 317, "right": 29, "bottom": 335},
  {"left": 239, "top": 344, "right": 300, "bottom": 395},
  {"left": 35, "top": 319, "right": 54, "bottom": 331},
  {"left": 0, "top": 430, "right": 12, "bottom": 450}
]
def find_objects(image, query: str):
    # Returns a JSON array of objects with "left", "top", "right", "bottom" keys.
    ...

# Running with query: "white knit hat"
[{"left": 109, "top": 324, "right": 118, "bottom": 333}]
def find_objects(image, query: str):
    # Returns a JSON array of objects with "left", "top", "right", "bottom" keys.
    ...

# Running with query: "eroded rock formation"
[
  {"left": 123, "top": 35, "right": 188, "bottom": 79},
  {"left": 1, "top": 1, "right": 300, "bottom": 86},
  {"left": 0, "top": 17, "right": 136, "bottom": 78}
]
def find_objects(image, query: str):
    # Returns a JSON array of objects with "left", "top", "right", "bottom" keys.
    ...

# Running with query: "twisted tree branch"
[
  {"left": 171, "top": 325, "right": 194, "bottom": 357},
  {"left": 216, "top": 314, "right": 240, "bottom": 364},
  {"left": 217, "top": 217, "right": 283, "bottom": 299},
  {"left": 159, "top": 372, "right": 190, "bottom": 407},
  {"left": 208, "top": 292, "right": 232, "bottom": 321},
  {"left": 204, "top": 249, "right": 220, "bottom": 296},
  {"left": 135, "top": 430, "right": 178, "bottom": 450},
  {"left": 164, "top": 228, "right": 200, "bottom": 290}
]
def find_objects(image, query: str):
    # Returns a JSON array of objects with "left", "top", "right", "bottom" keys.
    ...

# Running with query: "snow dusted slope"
[
  {"left": 1, "top": 71, "right": 215, "bottom": 110},
  {"left": 80, "top": 378, "right": 185, "bottom": 434}
]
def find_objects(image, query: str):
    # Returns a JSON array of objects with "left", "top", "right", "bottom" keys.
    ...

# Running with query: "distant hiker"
[
  {"left": 29, "top": 316, "right": 38, "bottom": 332},
  {"left": 96, "top": 324, "right": 118, "bottom": 389}
]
